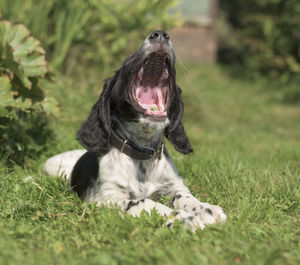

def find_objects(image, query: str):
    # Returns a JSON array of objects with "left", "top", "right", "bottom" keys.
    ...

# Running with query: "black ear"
[
  {"left": 76, "top": 77, "right": 115, "bottom": 156},
  {"left": 165, "top": 85, "right": 193, "bottom": 154}
]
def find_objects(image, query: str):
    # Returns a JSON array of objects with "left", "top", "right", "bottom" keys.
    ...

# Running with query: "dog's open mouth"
[{"left": 130, "top": 51, "right": 171, "bottom": 118}]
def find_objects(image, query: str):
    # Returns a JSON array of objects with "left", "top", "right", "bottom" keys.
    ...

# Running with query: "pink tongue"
[
  {"left": 136, "top": 86, "right": 166, "bottom": 115},
  {"left": 137, "top": 87, "right": 164, "bottom": 109}
]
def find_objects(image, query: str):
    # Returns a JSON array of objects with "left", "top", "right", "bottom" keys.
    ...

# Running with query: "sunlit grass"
[{"left": 1, "top": 64, "right": 299, "bottom": 265}]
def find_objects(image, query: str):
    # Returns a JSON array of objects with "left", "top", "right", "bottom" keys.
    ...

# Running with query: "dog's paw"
[
  {"left": 166, "top": 210, "right": 205, "bottom": 231},
  {"left": 190, "top": 203, "right": 227, "bottom": 225}
]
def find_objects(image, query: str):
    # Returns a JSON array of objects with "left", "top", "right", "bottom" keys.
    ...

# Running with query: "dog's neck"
[{"left": 112, "top": 116, "right": 169, "bottom": 150}]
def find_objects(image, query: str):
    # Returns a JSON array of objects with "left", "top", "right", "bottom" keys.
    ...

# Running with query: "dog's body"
[{"left": 44, "top": 31, "right": 226, "bottom": 230}]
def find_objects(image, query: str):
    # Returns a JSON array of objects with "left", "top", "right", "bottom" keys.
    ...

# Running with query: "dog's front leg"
[
  {"left": 171, "top": 191, "right": 227, "bottom": 225},
  {"left": 104, "top": 199, "right": 205, "bottom": 230}
]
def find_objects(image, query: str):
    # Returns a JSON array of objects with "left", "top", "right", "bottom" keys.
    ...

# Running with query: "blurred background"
[
  {"left": 0, "top": 0, "right": 299, "bottom": 165},
  {"left": 1, "top": 0, "right": 299, "bottom": 84}
]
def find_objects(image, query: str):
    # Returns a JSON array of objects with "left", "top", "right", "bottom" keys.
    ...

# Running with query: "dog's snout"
[
  {"left": 149, "top": 31, "right": 170, "bottom": 42},
  {"left": 141, "top": 30, "right": 174, "bottom": 67}
]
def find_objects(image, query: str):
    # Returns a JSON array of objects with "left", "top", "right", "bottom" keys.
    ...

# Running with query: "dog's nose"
[{"left": 148, "top": 31, "right": 170, "bottom": 42}]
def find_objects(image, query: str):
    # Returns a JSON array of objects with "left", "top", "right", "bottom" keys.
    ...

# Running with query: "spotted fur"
[{"left": 44, "top": 31, "right": 226, "bottom": 230}]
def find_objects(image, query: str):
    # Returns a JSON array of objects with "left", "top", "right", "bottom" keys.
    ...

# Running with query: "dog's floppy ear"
[
  {"left": 77, "top": 77, "right": 116, "bottom": 156},
  {"left": 165, "top": 85, "right": 193, "bottom": 154}
]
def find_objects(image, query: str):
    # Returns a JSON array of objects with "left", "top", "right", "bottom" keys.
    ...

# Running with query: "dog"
[{"left": 44, "top": 30, "right": 226, "bottom": 230}]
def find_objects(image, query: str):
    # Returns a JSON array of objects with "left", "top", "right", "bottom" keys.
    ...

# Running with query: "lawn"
[{"left": 0, "top": 64, "right": 299, "bottom": 265}]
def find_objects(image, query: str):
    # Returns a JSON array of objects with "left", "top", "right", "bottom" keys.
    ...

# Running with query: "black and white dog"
[{"left": 44, "top": 31, "right": 226, "bottom": 230}]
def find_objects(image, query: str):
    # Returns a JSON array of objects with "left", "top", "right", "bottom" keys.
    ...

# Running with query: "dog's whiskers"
[{"left": 176, "top": 56, "right": 190, "bottom": 82}]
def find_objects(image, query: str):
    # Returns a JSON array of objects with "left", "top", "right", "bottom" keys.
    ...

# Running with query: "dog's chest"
[
  {"left": 122, "top": 159, "right": 166, "bottom": 199},
  {"left": 131, "top": 161, "right": 162, "bottom": 198},
  {"left": 99, "top": 149, "right": 166, "bottom": 199}
]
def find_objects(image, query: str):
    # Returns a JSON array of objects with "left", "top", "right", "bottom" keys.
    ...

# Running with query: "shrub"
[
  {"left": 0, "top": 21, "right": 58, "bottom": 165},
  {"left": 0, "top": 0, "right": 179, "bottom": 73},
  {"left": 218, "top": 0, "right": 300, "bottom": 103},
  {"left": 220, "top": 0, "right": 300, "bottom": 78}
]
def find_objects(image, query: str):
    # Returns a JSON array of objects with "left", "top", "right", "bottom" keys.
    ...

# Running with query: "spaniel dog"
[{"left": 44, "top": 30, "right": 226, "bottom": 230}]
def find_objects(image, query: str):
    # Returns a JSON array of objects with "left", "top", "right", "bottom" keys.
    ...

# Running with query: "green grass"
[{"left": 1, "top": 64, "right": 299, "bottom": 265}]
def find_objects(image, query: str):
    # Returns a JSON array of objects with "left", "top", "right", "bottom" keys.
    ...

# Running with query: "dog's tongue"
[{"left": 136, "top": 86, "right": 165, "bottom": 115}]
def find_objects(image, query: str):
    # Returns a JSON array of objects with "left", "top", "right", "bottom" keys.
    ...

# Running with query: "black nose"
[{"left": 148, "top": 31, "right": 170, "bottom": 42}]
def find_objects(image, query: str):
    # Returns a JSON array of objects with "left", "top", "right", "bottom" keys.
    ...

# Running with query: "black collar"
[{"left": 110, "top": 128, "right": 164, "bottom": 161}]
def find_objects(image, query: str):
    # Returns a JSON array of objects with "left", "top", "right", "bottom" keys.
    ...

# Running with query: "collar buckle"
[
  {"left": 149, "top": 141, "right": 164, "bottom": 161},
  {"left": 120, "top": 139, "right": 128, "bottom": 153}
]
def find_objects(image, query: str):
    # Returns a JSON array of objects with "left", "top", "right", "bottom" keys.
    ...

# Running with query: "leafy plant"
[
  {"left": 0, "top": 20, "right": 58, "bottom": 165},
  {"left": 0, "top": 20, "right": 58, "bottom": 115}
]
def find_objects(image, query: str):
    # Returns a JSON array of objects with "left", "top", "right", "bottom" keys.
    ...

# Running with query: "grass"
[{"left": 0, "top": 64, "right": 299, "bottom": 265}]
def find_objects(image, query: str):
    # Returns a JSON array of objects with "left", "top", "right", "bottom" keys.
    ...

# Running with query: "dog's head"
[{"left": 77, "top": 30, "right": 193, "bottom": 156}]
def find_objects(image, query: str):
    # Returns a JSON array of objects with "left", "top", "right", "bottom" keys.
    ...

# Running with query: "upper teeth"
[
  {"left": 138, "top": 67, "right": 144, "bottom": 80},
  {"left": 161, "top": 68, "right": 169, "bottom": 80}
]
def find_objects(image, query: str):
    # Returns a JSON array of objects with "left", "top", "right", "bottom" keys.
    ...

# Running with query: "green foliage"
[
  {"left": 0, "top": 0, "right": 179, "bottom": 73},
  {"left": 0, "top": 21, "right": 58, "bottom": 114},
  {"left": 219, "top": 0, "right": 300, "bottom": 102},
  {"left": 0, "top": 110, "right": 54, "bottom": 166},
  {"left": 0, "top": 21, "right": 58, "bottom": 165}
]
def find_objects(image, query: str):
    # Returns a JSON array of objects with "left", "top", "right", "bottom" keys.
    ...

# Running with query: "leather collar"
[{"left": 110, "top": 128, "right": 164, "bottom": 161}]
